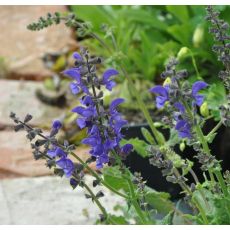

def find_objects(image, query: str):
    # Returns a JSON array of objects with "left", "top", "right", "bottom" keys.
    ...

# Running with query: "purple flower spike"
[
  {"left": 192, "top": 81, "right": 208, "bottom": 106},
  {"left": 56, "top": 157, "right": 75, "bottom": 178},
  {"left": 149, "top": 85, "right": 169, "bottom": 108},
  {"left": 52, "top": 120, "right": 62, "bottom": 130},
  {"left": 102, "top": 69, "right": 119, "bottom": 91},
  {"left": 175, "top": 119, "right": 191, "bottom": 139}
]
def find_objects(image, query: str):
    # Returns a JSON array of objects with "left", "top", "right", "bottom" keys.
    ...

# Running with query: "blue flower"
[
  {"left": 121, "top": 144, "right": 133, "bottom": 154},
  {"left": 73, "top": 52, "right": 83, "bottom": 61},
  {"left": 102, "top": 69, "right": 119, "bottom": 91},
  {"left": 47, "top": 146, "right": 66, "bottom": 158},
  {"left": 174, "top": 102, "right": 185, "bottom": 113},
  {"left": 192, "top": 81, "right": 208, "bottom": 106},
  {"left": 52, "top": 120, "right": 62, "bottom": 130},
  {"left": 175, "top": 119, "right": 191, "bottom": 139},
  {"left": 70, "top": 82, "right": 80, "bottom": 95},
  {"left": 56, "top": 157, "right": 75, "bottom": 178},
  {"left": 149, "top": 85, "right": 169, "bottom": 108}
]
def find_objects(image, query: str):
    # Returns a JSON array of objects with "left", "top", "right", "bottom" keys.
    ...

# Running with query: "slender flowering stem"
[
  {"left": 126, "top": 177, "right": 150, "bottom": 225},
  {"left": 82, "top": 182, "right": 108, "bottom": 222},
  {"left": 17, "top": 117, "right": 129, "bottom": 199},
  {"left": 70, "top": 152, "right": 128, "bottom": 199},
  {"left": 207, "top": 120, "right": 223, "bottom": 137},
  {"left": 179, "top": 90, "right": 228, "bottom": 195}
]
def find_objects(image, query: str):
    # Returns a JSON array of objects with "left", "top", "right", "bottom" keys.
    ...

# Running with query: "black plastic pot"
[{"left": 122, "top": 120, "right": 230, "bottom": 200}]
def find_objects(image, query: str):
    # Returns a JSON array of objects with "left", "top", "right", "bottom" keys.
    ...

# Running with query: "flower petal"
[
  {"left": 149, "top": 86, "right": 168, "bottom": 97},
  {"left": 102, "top": 69, "right": 119, "bottom": 82},
  {"left": 52, "top": 120, "right": 62, "bottom": 130},
  {"left": 192, "top": 81, "right": 208, "bottom": 97},
  {"left": 62, "top": 68, "right": 81, "bottom": 82},
  {"left": 174, "top": 102, "right": 185, "bottom": 113},
  {"left": 70, "top": 82, "right": 80, "bottom": 94},
  {"left": 110, "top": 98, "right": 125, "bottom": 112},
  {"left": 73, "top": 52, "right": 82, "bottom": 61}
]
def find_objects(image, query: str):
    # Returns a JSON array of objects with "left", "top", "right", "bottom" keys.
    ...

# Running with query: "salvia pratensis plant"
[{"left": 10, "top": 5, "right": 230, "bottom": 225}]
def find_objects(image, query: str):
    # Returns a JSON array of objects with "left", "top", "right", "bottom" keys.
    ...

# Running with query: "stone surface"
[
  {"left": 0, "top": 6, "right": 77, "bottom": 80},
  {"left": 0, "top": 175, "right": 124, "bottom": 224},
  {"left": 0, "top": 80, "right": 64, "bottom": 127},
  {"left": 0, "top": 130, "right": 92, "bottom": 179},
  {"left": 0, "top": 183, "right": 11, "bottom": 224}
]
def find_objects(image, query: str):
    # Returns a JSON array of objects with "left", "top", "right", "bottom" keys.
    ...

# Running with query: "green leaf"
[
  {"left": 102, "top": 166, "right": 130, "bottom": 191},
  {"left": 141, "top": 127, "right": 155, "bottom": 144},
  {"left": 145, "top": 190, "right": 174, "bottom": 214},
  {"left": 166, "top": 6, "right": 189, "bottom": 22},
  {"left": 108, "top": 215, "right": 128, "bottom": 224},
  {"left": 121, "top": 138, "right": 149, "bottom": 158},
  {"left": 166, "top": 129, "right": 180, "bottom": 147},
  {"left": 167, "top": 23, "right": 192, "bottom": 46},
  {"left": 71, "top": 6, "right": 114, "bottom": 30},
  {"left": 159, "top": 211, "right": 174, "bottom": 224},
  {"left": 119, "top": 8, "right": 168, "bottom": 31}
]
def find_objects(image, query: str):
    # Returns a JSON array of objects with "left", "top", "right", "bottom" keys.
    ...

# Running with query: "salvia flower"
[
  {"left": 63, "top": 48, "right": 133, "bottom": 168},
  {"left": 52, "top": 120, "right": 62, "bottom": 130},
  {"left": 56, "top": 157, "right": 75, "bottom": 178},
  {"left": 192, "top": 81, "right": 208, "bottom": 106},
  {"left": 150, "top": 58, "right": 208, "bottom": 139},
  {"left": 175, "top": 119, "right": 192, "bottom": 139},
  {"left": 149, "top": 85, "right": 169, "bottom": 109}
]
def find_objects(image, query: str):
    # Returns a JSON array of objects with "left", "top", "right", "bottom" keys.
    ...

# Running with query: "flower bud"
[
  {"left": 163, "top": 77, "right": 172, "bottom": 86},
  {"left": 179, "top": 142, "right": 186, "bottom": 152},
  {"left": 177, "top": 47, "right": 189, "bottom": 60},
  {"left": 200, "top": 101, "right": 209, "bottom": 117},
  {"left": 193, "top": 25, "right": 204, "bottom": 48}
]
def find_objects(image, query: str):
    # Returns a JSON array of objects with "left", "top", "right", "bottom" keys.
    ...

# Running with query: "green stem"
[
  {"left": 120, "top": 66, "right": 163, "bottom": 145},
  {"left": 215, "top": 170, "right": 229, "bottom": 197},
  {"left": 189, "top": 169, "right": 210, "bottom": 210},
  {"left": 189, "top": 50, "right": 203, "bottom": 80},
  {"left": 193, "top": 197, "right": 209, "bottom": 224},
  {"left": 208, "top": 120, "right": 222, "bottom": 137},
  {"left": 126, "top": 176, "right": 149, "bottom": 224}
]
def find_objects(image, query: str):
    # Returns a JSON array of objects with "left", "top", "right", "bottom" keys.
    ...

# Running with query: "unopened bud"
[
  {"left": 177, "top": 47, "right": 189, "bottom": 60},
  {"left": 193, "top": 25, "right": 204, "bottom": 48},
  {"left": 163, "top": 77, "right": 172, "bottom": 86},
  {"left": 200, "top": 102, "right": 209, "bottom": 117}
]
